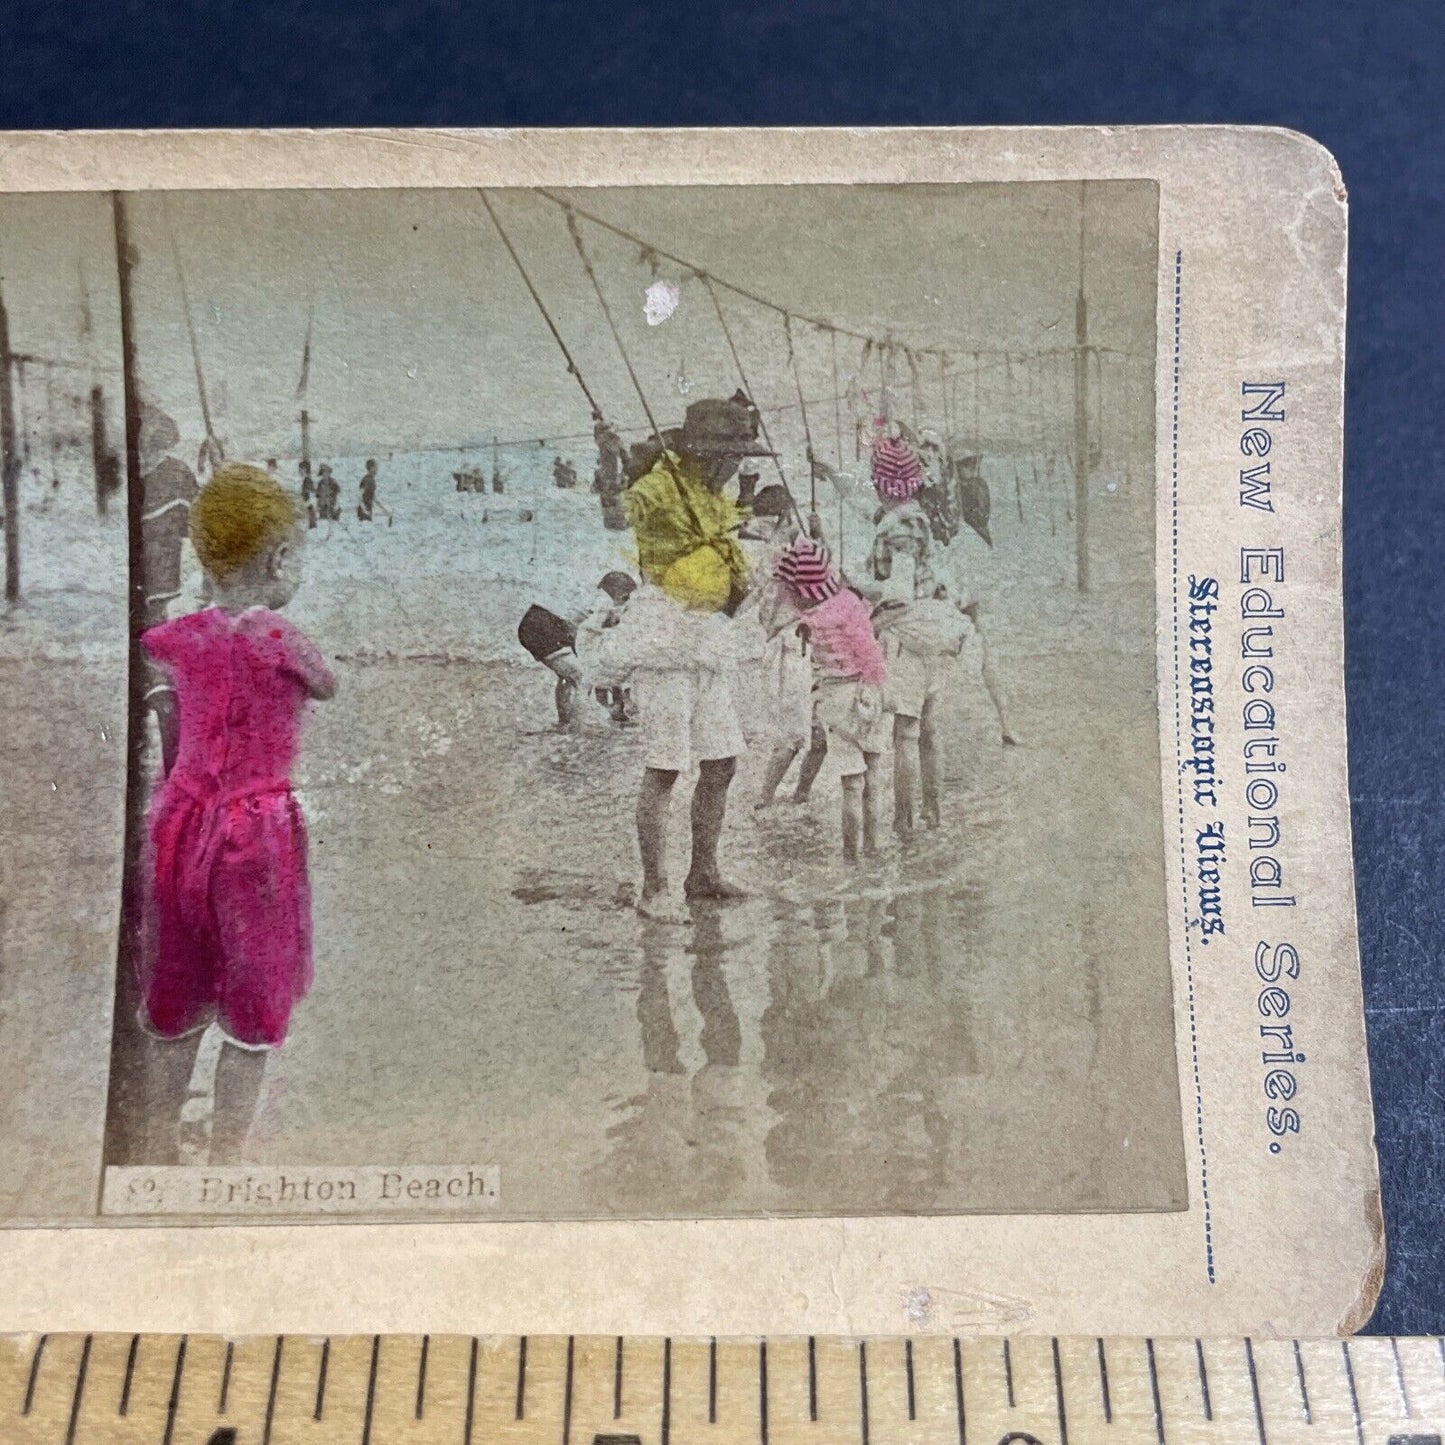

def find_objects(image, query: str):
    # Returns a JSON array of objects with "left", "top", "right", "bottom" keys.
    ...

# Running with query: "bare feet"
[
  {"left": 637, "top": 889, "right": 693, "bottom": 925},
  {"left": 683, "top": 875, "right": 749, "bottom": 902}
]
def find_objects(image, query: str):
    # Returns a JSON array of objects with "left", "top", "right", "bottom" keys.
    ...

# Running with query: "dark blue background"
[{"left": 1, "top": 0, "right": 1438, "bottom": 1331}]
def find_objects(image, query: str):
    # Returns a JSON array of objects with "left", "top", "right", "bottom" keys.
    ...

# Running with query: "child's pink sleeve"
[
  {"left": 276, "top": 619, "right": 337, "bottom": 700},
  {"left": 140, "top": 617, "right": 185, "bottom": 668}
]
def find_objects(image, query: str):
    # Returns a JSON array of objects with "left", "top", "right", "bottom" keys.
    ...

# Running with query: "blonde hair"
[{"left": 190, "top": 463, "right": 299, "bottom": 581}]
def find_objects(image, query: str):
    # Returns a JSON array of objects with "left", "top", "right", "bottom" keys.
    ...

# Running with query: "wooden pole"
[
  {"left": 1073, "top": 182, "right": 1090, "bottom": 593},
  {"left": 90, "top": 384, "right": 110, "bottom": 516},
  {"left": 0, "top": 283, "right": 20, "bottom": 604},
  {"left": 98, "top": 189, "right": 151, "bottom": 1175}
]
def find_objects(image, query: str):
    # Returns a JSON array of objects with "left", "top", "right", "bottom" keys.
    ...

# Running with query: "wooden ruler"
[{"left": 1, "top": 1335, "right": 1441, "bottom": 1445}]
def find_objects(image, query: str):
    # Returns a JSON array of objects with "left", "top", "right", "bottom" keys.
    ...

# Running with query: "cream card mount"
[{"left": 0, "top": 127, "right": 1375, "bottom": 1338}]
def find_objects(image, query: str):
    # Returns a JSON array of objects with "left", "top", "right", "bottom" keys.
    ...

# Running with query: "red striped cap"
[
  {"left": 773, "top": 535, "right": 841, "bottom": 602},
  {"left": 871, "top": 435, "right": 925, "bottom": 500}
]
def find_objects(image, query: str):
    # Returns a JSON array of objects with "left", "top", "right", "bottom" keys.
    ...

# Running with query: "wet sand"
[{"left": 229, "top": 579, "right": 1187, "bottom": 1219}]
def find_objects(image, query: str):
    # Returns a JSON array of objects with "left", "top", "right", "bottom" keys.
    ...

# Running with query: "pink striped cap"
[
  {"left": 773, "top": 535, "right": 841, "bottom": 603},
  {"left": 871, "top": 435, "right": 925, "bottom": 500}
]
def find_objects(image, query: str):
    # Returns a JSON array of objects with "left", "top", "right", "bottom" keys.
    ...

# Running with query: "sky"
[{"left": 0, "top": 180, "right": 1157, "bottom": 463}]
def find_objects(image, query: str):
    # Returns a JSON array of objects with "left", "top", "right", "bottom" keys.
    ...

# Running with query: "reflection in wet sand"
[
  {"left": 588, "top": 878, "right": 990, "bottom": 1218},
  {"left": 108, "top": 569, "right": 1187, "bottom": 1219}
]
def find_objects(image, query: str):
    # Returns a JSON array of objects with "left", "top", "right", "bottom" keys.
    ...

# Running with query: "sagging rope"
[
  {"left": 829, "top": 327, "right": 844, "bottom": 468},
  {"left": 699, "top": 272, "right": 807, "bottom": 533},
  {"left": 535, "top": 187, "right": 956, "bottom": 362},
  {"left": 559, "top": 205, "right": 735, "bottom": 556},
  {"left": 561, "top": 206, "right": 672, "bottom": 470},
  {"left": 906, "top": 346, "right": 923, "bottom": 428},
  {"left": 782, "top": 313, "right": 817, "bottom": 511},
  {"left": 477, "top": 189, "right": 606, "bottom": 426},
  {"left": 847, "top": 336, "right": 873, "bottom": 459},
  {"left": 162, "top": 195, "right": 223, "bottom": 468}
]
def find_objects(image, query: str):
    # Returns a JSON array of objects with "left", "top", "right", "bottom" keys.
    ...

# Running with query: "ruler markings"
[
  {"left": 62, "top": 1333, "right": 91, "bottom": 1445},
  {"left": 1341, "top": 1340, "right": 1365, "bottom": 1445},
  {"left": 161, "top": 1335, "right": 187, "bottom": 1445},
  {"left": 262, "top": 1334, "right": 283, "bottom": 1445},
  {"left": 218, "top": 1339, "right": 234, "bottom": 1415},
  {"left": 759, "top": 1339, "right": 769, "bottom": 1445},
  {"left": 953, "top": 1337, "right": 966, "bottom": 1445},
  {"left": 360, "top": 1335, "right": 381, "bottom": 1445},
  {"left": 807, "top": 1336, "right": 817, "bottom": 1423},
  {"left": 21, "top": 1332, "right": 46, "bottom": 1415},
  {"left": 1194, "top": 1338, "right": 1211, "bottom": 1421},
  {"left": 1291, "top": 1339, "right": 1311, "bottom": 1423},
  {"left": 7, "top": 1332, "right": 1445, "bottom": 1441},
  {"left": 1051, "top": 1338, "right": 1069, "bottom": 1445},
  {"left": 707, "top": 1336, "right": 717, "bottom": 1424},
  {"left": 1146, "top": 1338, "right": 1165, "bottom": 1445},
  {"left": 1244, "top": 1338, "right": 1267, "bottom": 1445},
  {"left": 120, "top": 1332, "right": 140, "bottom": 1416},
  {"left": 314, "top": 1335, "right": 331, "bottom": 1420},
  {"left": 1393, "top": 1335, "right": 1413, "bottom": 1416},
  {"left": 1096, "top": 1338, "right": 1113, "bottom": 1423},
  {"left": 858, "top": 1341, "right": 870, "bottom": 1445},
  {"left": 563, "top": 1335, "right": 576, "bottom": 1445},
  {"left": 465, "top": 1336, "right": 479, "bottom": 1445},
  {"left": 1003, "top": 1338, "right": 1015, "bottom": 1408}
]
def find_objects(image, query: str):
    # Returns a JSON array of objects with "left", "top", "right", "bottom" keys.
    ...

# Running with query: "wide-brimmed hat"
[{"left": 681, "top": 392, "right": 776, "bottom": 458}]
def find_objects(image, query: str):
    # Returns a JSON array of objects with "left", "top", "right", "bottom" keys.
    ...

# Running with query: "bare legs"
[
  {"left": 793, "top": 723, "right": 828, "bottom": 801},
  {"left": 545, "top": 651, "right": 584, "bottom": 728},
  {"left": 755, "top": 742, "right": 802, "bottom": 808},
  {"left": 893, "top": 714, "right": 922, "bottom": 835},
  {"left": 685, "top": 757, "right": 742, "bottom": 898},
  {"left": 637, "top": 757, "right": 742, "bottom": 920},
  {"left": 211, "top": 1040, "right": 269, "bottom": 1163},
  {"left": 637, "top": 766, "right": 681, "bottom": 917},
  {"left": 919, "top": 695, "right": 942, "bottom": 828},
  {"left": 841, "top": 753, "right": 883, "bottom": 863},
  {"left": 756, "top": 722, "right": 827, "bottom": 808}
]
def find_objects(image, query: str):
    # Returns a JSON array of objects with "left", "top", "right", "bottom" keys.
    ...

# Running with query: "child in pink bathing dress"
[
  {"left": 140, "top": 463, "right": 335, "bottom": 1054},
  {"left": 771, "top": 535, "right": 889, "bottom": 863}
]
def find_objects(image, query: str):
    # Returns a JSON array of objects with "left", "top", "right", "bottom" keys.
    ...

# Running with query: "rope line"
[
  {"left": 161, "top": 195, "right": 222, "bottom": 458},
  {"left": 782, "top": 313, "right": 817, "bottom": 510},
  {"left": 477, "top": 189, "right": 606, "bottom": 425},
  {"left": 829, "top": 328, "right": 844, "bottom": 468},
  {"left": 700, "top": 273, "right": 805, "bottom": 531},
  {"left": 562, "top": 207, "right": 670, "bottom": 462}
]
